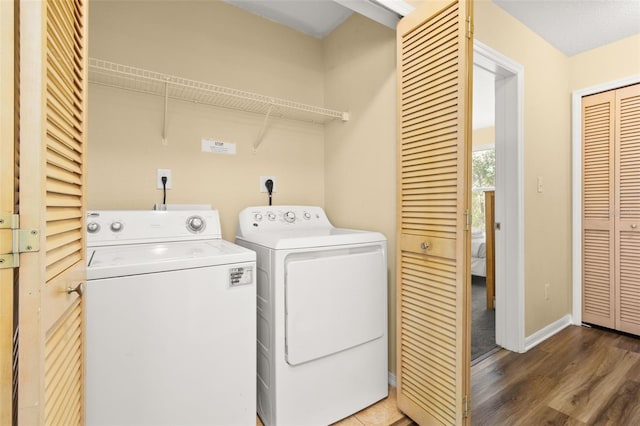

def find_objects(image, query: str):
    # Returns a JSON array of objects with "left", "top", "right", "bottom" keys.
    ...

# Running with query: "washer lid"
[
  {"left": 236, "top": 227, "right": 386, "bottom": 250},
  {"left": 87, "top": 239, "right": 255, "bottom": 280}
]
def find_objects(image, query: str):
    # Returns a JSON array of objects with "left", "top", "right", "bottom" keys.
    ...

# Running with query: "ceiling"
[{"left": 224, "top": 0, "right": 640, "bottom": 56}]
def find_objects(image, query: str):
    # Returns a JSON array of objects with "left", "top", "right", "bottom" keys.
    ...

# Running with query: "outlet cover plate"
[
  {"left": 260, "top": 176, "right": 276, "bottom": 193},
  {"left": 157, "top": 169, "right": 172, "bottom": 189}
]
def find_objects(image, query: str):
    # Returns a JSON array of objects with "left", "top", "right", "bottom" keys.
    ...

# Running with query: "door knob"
[
  {"left": 631, "top": 224, "right": 637, "bottom": 230},
  {"left": 67, "top": 282, "right": 84, "bottom": 297},
  {"left": 421, "top": 242, "right": 431, "bottom": 250}
]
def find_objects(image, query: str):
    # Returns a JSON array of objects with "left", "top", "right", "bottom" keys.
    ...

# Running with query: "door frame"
[
  {"left": 474, "top": 40, "right": 525, "bottom": 353},
  {"left": 571, "top": 74, "right": 640, "bottom": 325}
]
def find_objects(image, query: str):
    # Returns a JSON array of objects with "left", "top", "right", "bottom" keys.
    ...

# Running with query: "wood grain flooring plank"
[
  {"left": 590, "top": 380, "right": 640, "bottom": 425},
  {"left": 471, "top": 326, "right": 640, "bottom": 426},
  {"left": 472, "top": 374, "right": 559, "bottom": 425},
  {"left": 546, "top": 344, "right": 639, "bottom": 423}
]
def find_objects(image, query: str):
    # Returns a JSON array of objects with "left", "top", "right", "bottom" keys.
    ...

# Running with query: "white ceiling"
[
  {"left": 224, "top": 0, "right": 640, "bottom": 56},
  {"left": 493, "top": 0, "right": 640, "bottom": 56}
]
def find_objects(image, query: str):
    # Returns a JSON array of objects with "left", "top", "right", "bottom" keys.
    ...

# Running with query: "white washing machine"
[
  {"left": 236, "top": 206, "right": 388, "bottom": 426},
  {"left": 85, "top": 210, "right": 256, "bottom": 426}
]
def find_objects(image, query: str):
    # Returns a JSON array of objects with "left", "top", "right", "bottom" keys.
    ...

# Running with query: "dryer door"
[{"left": 284, "top": 245, "right": 386, "bottom": 366}]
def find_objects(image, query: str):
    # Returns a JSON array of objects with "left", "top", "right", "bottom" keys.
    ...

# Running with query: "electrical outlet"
[
  {"left": 544, "top": 283, "right": 550, "bottom": 300},
  {"left": 260, "top": 176, "right": 277, "bottom": 193},
  {"left": 157, "top": 169, "right": 172, "bottom": 189}
]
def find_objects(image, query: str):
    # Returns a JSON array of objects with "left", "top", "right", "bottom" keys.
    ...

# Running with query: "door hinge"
[
  {"left": 466, "top": 15, "right": 473, "bottom": 39},
  {"left": 463, "top": 394, "right": 470, "bottom": 418},
  {"left": 465, "top": 209, "right": 471, "bottom": 231},
  {"left": 0, "top": 214, "right": 41, "bottom": 270},
  {"left": 0, "top": 213, "right": 19, "bottom": 229}
]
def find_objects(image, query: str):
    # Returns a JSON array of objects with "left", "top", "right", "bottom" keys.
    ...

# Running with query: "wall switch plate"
[
  {"left": 260, "top": 176, "right": 276, "bottom": 193},
  {"left": 157, "top": 169, "right": 172, "bottom": 189}
]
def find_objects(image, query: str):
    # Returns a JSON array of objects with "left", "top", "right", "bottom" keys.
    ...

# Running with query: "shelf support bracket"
[
  {"left": 162, "top": 80, "right": 169, "bottom": 145},
  {"left": 253, "top": 102, "right": 274, "bottom": 151}
]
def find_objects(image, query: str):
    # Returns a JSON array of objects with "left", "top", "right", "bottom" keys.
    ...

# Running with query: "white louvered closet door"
[
  {"left": 18, "top": 0, "right": 88, "bottom": 424},
  {"left": 396, "top": 0, "right": 473, "bottom": 424},
  {"left": 614, "top": 83, "right": 640, "bottom": 335},
  {"left": 582, "top": 83, "right": 640, "bottom": 336}
]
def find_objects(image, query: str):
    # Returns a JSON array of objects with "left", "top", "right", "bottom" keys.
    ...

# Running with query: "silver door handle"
[{"left": 67, "top": 282, "right": 84, "bottom": 297}]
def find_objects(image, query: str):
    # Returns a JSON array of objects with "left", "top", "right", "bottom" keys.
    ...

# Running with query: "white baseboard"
[
  {"left": 524, "top": 314, "right": 573, "bottom": 351},
  {"left": 388, "top": 372, "right": 397, "bottom": 388}
]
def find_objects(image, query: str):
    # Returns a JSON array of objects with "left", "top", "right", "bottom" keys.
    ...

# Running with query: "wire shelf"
[{"left": 88, "top": 58, "right": 349, "bottom": 125}]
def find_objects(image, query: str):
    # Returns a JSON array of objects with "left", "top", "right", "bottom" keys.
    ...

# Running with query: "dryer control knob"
[
  {"left": 110, "top": 221, "right": 123, "bottom": 232},
  {"left": 303, "top": 212, "right": 311, "bottom": 220},
  {"left": 267, "top": 212, "right": 276, "bottom": 221},
  {"left": 87, "top": 222, "right": 100, "bottom": 233},
  {"left": 284, "top": 211, "right": 296, "bottom": 223},
  {"left": 186, "top": 216, "right": 206, "bottom": 233},
  {"left": 254, "top": 213, "right": 263, "bottom": 221}
]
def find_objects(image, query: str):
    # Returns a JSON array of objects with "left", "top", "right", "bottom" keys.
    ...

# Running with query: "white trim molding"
[
  {"left": 474, "top": 40, "right": 526, "bottom": 353},
  {"left": 571, "top": 74, "right": 640, "bottom": 326},
  {"left": 388, "top": 372, "right": 397, "bottom": 388},
  {"left": 525, "top": 315, "right": 573, "bottom": 351}
]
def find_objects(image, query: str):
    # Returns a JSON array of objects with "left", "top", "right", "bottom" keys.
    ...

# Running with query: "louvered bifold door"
[
  {"left": 396, "top": 0, "right": 473, "bottom": 424},
  {"left": 582, "top": 91, "right": 616, "bottom": 328},
  {"left": 614, "top": 83, "right": 640, "bottom": 335},
  {"left": 18, "top": 0, "right": 88, "bottom": 424}
]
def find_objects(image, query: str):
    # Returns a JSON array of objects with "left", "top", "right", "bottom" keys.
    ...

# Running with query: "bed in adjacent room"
[{"left": 471, "top": 229, "right": 487, "bottom": 277}]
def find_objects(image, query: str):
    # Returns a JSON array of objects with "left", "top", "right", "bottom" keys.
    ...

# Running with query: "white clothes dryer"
[
  {"left": 236, "top": 206, "right": 388, "bottom": 426},
  {"left": 85, "top": 210, "right": 256, "bottom": 426}
]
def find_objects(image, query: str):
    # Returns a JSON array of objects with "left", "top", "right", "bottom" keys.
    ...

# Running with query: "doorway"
[{"left": 472, "top": 41, "right": 525, "bottom": 355}]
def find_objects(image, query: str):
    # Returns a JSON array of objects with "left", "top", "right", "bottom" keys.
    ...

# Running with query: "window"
[{"left": 472, "top": 148, "right": 495, "bottom": 229}]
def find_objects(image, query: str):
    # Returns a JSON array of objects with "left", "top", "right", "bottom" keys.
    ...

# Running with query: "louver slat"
[
  {"left": 396, "top": 0, "right": 471, "bottom": 424},
  {"left": 582, "top": 91, "right": 615, "bottom": 328}
]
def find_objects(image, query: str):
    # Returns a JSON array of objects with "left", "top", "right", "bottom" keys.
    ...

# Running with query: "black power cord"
[
  {"left": 265, "top": 179, "right": 274, "bottom": 206},
  {"left": 161, "top": 176, "right": 168, "bottom": 205}
]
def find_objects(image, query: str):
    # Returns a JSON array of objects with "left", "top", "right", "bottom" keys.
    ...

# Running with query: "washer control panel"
[
  {"left": 86, "top": 210, "right": 221, "bottom": 246},
  {"left": 239, "top": 206, "right": 332, "bottom": 232}
]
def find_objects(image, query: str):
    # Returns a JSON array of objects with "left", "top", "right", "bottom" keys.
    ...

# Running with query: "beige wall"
[
  {"left": 88, "top": 1, "right": 327, "bottom": 240},
  {"left": 569, "top": 34, "right": 640, "bottom": 91},
  {"left": 323, "top": 14, "right": 398, "bottom": 375},
  {"left": 473, "top": 126, "right": 495, "bottom": 149}
]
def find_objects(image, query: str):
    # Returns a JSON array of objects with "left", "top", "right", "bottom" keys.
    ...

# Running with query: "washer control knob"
[
  {"left": 303, "top": 212, "right": 311, "bottom": 220},
  {"left": 267, "top": 212, "right": 276, "bottom": 221},
  {"left": 186, "top": 216, "right": 206, "bottom": 233},
  {"left": 254, "top": 213, "right": 263, "bottom": 221},
  {"left": 110, "top": 221, "right": 123, "bottom": 232},
  {"left": 87, "top": 222, "right": 100, "bottom": 233},
  {"left": 284, "top": 211, "right": 296, "bottom": 223}
]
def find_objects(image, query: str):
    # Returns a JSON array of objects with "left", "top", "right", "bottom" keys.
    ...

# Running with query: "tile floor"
[{"left": 256, "top": 386, "right": 414, "bottom": 426}]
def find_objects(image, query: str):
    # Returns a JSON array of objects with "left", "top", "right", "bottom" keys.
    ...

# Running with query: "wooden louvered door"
[
  {"left": 582, "top": 83, "right": 640, "bottom": 336},
  {"left": 0, "top": 0, "right": 16, "bottom": 423},
  {"left": 18, "top": 0, "right": 88, "bottom": 424},
  {"left": 582, "top": 91, "right": 616, "bottom": 328},
  {"left": 396, "top": 0, "right": 473, "bottom": 424},
  {"left": 614, "top": 83, "right": 640, "bottom": 335}
]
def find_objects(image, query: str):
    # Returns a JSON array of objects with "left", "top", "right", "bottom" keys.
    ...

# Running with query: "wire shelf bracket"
[{"left": 88, "top": 58, "right": 350, "bottom": 147}]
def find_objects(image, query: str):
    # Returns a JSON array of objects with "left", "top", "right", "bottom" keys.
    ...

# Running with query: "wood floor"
[{"left": 471, "top": 325, "right": 640, "bottom": 425}]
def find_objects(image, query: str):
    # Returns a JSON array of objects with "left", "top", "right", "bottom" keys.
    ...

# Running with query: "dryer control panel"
[{"left": 237, "top": 206, "right": 332, "bottom": 232}]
